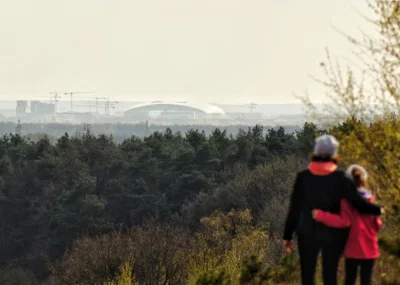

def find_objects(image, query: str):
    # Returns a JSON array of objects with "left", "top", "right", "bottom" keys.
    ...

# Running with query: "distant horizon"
[
  {"left": 0, "top": 99, "right": 314, "bottom": 118},
  {"left": 0, "top": 98, "right": 323, "bottom": 106}
]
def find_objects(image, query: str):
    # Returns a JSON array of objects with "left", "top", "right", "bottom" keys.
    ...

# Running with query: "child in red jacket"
[{"left": 312, "top": 164, "right": 382, "bottom": 285}]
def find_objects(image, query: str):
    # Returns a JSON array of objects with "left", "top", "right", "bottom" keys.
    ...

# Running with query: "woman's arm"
[
  {"left": 342, "top": 176, "right": 382, "bottom": 216},
  {"left": 283, "top": 172, "right": 304, "bottom": 241},
  {"left": 313, "top": 199, "right": 352, "bottom": 229}
]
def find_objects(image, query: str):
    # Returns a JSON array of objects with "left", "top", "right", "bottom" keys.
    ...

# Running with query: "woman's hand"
[
  {"left": 312, "top": 210, "right": 319, "bottom": 220},
  {"left": 283, "top": 240, "right": 294, "bottom": 253}
]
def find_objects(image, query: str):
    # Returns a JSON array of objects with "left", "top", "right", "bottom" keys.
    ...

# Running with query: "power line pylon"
[
  {"left": 249, "top": 102, "right": 257, "bottom": 112},
  {"left": 16, "top": 119, "right": 22, "bottom": 135},
  {"left": 105, "top": 98, "right": 119, "bottom": 116},
  {"left": 95, "top": 97, "right": 107, "bottom": 115}
]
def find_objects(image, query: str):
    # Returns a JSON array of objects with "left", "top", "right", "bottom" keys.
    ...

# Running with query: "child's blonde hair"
[{"left": 345, "top": 164, "right": 368, "bottom": 188}]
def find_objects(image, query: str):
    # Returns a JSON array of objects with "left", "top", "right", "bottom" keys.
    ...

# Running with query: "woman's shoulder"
[
  {"left": 335, "top": 170, "right": 353, "bottom": 181},
  {"left": 298, "top": 168, "right": 346, "bottom": 177}
]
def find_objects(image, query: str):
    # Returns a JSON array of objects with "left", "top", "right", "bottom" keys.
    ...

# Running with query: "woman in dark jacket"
[{"left": 283, "top": 135, "right": 383, "bottom": 285}]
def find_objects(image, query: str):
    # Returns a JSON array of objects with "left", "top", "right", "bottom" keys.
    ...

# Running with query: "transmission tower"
[
  {"left": 105, "top": 98, "right": 119, "bottom": 116},
  {"left": 249, "top": 102, "right": 257, "bottom": 112},
  {"left": 15, "top": 119, "right": 22, "bottom": 135},
  {"left": 83, "top": 123, "right": 91, "bottom": 137},
  {"left": 95, "top": 97, "right": 107, "bottom": 114}
]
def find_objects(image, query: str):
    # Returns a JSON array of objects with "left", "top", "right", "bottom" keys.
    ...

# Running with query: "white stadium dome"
[{"left": 124, "top": 101, "right": 225, "bottom": 117}]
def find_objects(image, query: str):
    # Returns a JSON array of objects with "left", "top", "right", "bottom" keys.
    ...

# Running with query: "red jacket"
[{"left": 315, "top": 196, "right": 382, "bottom": 259}]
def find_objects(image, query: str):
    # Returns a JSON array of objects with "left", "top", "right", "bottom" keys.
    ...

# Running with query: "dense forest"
[
  {"left": 1, "top": 118, "right": 399, "bottom": 284},
  {"left": 0, "top": 122, "right": 319, "bottom": 284}
]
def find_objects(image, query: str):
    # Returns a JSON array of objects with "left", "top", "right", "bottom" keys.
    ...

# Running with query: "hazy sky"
[{"left": 0, "top": 0, "right": 371, "bottom": 104}]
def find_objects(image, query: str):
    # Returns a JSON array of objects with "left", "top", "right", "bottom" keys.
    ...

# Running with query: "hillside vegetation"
[
  {"left": 0, "top": 118, "right": 399, "bottom": 284},
  {"left": 0, "top": 123, "right": 318, "bottom": 284}
]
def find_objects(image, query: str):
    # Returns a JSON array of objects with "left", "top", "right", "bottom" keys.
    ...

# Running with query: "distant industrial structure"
[
  {"left": 14, "top": 100, "right": 99, "bottom": 123},
  {"left": 16, "top": 100, "right": 57, "bottom": 120},
  {"left": 13, "top": 92, "right": 119, "bottom": 124},
  {"left": 0, "top": 95, "right": 309, "bottom": 126}
]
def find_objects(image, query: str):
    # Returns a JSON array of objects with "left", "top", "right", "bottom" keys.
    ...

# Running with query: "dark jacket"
[{"left": 283, "top": 165, "right": 382, "bottom": 242}]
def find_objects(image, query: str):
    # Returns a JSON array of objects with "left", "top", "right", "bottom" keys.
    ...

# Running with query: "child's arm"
[{"left": 313, "top": 199, "right": 352, "bottom": 229}]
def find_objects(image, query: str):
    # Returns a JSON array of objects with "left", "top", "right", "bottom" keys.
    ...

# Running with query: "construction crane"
[
  {"left": 105, "top": 98, "right": 119, "bottom": 116},
  {"left": 94, "top": 97, "right": 107, "bottom": 115},
  {"left": 63, "top": 92, "right": 94, "bottom": 112},
  {"left": 50, "top": 91, "right": 62, "bottom": 114}
]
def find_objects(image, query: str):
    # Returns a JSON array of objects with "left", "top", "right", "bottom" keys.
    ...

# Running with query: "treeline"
[
  {"left": 0, "top": 122, "right": 301, "bottom": 143},
  {"left": 0, "top": 123, "right": 321, "bottom": 284}
]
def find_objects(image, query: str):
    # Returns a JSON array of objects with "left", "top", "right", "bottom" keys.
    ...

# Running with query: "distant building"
[
  {"left": 30, "top": 101, "right": 55, "bottom": 116},
  {"left": 124, "top": 101, "right": 225, "bottom": 120},
  {"left": 16, "top": 100, "right": 28, "bottom": 117}
]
